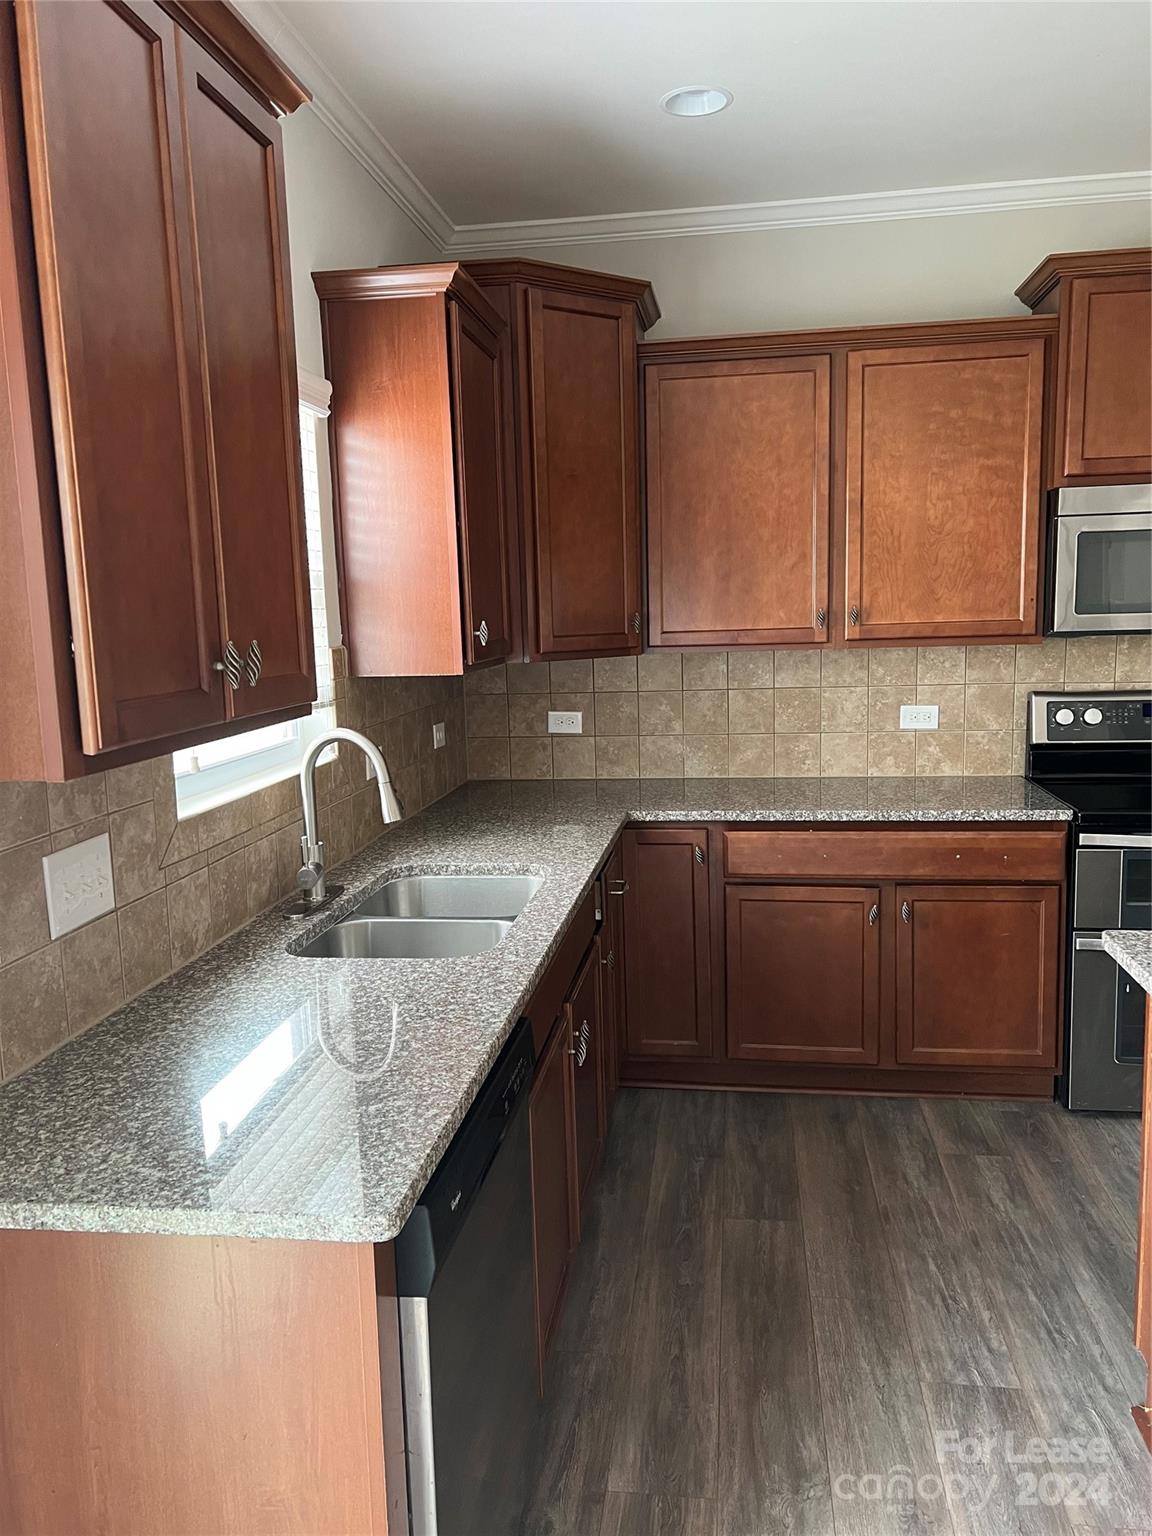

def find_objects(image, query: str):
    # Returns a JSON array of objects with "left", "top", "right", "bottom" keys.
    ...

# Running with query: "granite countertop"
[
  {"left": 1103, "top": 930, "right": 1152, "bottom": 996},
  {"left": 0, "top": 776, "right": 1070, "bottom": 1245}
]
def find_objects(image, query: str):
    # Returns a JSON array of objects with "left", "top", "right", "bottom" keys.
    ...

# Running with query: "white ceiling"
[{"left": 247, "top": 0, "right": 1151, "bottom": 244}]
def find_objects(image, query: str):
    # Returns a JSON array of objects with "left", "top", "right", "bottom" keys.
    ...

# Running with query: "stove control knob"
[
  {"left": 1054, "top": 707, "right": 1075, "bottom": 726},
  {"left": 1083, "top": 706, "right": 1103, "bottom": 726}
]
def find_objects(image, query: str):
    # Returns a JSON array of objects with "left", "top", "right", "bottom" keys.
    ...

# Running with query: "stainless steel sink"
[
  {"left": 297, "top": 916, "right": 512, "bottom": 960},
  {"left": 353, "top": 874, "right": 542, "bottom": 921}
]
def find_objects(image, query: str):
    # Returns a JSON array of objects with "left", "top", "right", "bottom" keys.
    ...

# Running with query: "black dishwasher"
[{"left": 395, "top": 1018, "right": 537, "bottom": 1536}]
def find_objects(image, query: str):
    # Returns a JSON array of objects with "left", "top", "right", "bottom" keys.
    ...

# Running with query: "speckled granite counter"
[
  {"left": 1103, "top": 930, "right": 1152, "bottom": 995},
  {"left": 0, "top": 777, "right": 1070, "bottom": 1244}
]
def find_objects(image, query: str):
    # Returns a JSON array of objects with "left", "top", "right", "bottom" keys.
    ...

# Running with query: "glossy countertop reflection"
[{"left": 0, "top": 777, "right": 1070, "bottom": 1243}]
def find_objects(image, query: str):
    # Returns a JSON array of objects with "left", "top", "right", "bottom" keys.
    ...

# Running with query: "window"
[{"left": 173, "top": 373, "right": 337, "bottom": 816}]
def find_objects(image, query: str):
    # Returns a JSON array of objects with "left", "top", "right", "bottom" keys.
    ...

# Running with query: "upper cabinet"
[
  {"left": 645, "top": 355, "right": 831, "bottom": 647},
  {"left": 467, "top": 260, "right": 659, "bottom": 660},
  {"left": 0, "top": 0, "right": 313, "bottom": 780},
  {"left": 844, "top": 335, "right": 1046, "bottom": 642},
  {"left": 314, "top": 264, "right": 515, "bottom": 676},
  {"left": 1017, "top": 248, "right": 1152, "bottom": 485}
]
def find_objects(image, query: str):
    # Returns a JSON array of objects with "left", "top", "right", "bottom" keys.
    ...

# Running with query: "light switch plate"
[
  {"left": 42, "top": 833, "right": 115, "bottom": 938},
  {"left": 432, "top": 721, "right": 446, "bottom": 749},
  {"left": 548, "top": 710, "right": 583, "bottom": 735},
  {"left": 900, "top": 703, "right": 940, "bottom": 730}
]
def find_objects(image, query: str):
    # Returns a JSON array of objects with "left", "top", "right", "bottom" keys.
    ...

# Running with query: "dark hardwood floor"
[{"left": 523, "top": 1091, "right": 1150, "bottom": 1536}]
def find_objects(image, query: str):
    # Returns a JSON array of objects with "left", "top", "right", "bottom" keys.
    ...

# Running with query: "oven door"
[
  {"left": 1051, "top": 510, "right": 1152, "bottom": 634},
  {"left": 1067, "top": 934, "right": 1145, "bottom": 1111}
]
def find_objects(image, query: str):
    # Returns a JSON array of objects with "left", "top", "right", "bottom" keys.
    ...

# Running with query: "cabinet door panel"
[
  {"left": 448, "top": 299, "right": 513, "bottom": 666},
  {"left": 726, "top": 885, "right": 881, "bottom": 1064},
  {"left": 528, "top": 1018, "right": 573, "bottom": 1375},
  {"left": 622, "top": 827, "right": 711, "bottom": 1059},
  {"left": 647, "top": 356, "right": 831, "bottom": 646},
  {"left": 845, "top": 340, "right": 1044, "bottom": 641},
  {"left": 1061, "top": 274, "right": 1152, "bottom": 480},
  {"left": 601, "top": 845, "right": 627, "bottom": 1112},
  {"left": 179, "top": 39, "right": 313, "bottom": 719},
  {"left": 525, "top": 290, "right": 640, "bottom": 656},
  {"left": 566, "top": 939, "right": 605, "bottom": 1227},
  {"left": 895, "top": 884, "right": 1060, "bottom": 1069},
  {"left": 17, "top": 0, "right": 224, "bottom": 751}
]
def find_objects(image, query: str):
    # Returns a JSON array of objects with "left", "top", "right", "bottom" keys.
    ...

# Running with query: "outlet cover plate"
[
  {"left": 900, "top": 703, "right": 940, "bottom": 730},
  {"left": 42, "top": 832, "right": 115, "bottom": 938},
  {"left": 548, "top": 710, "right": 583, "bottom": 735},
  {"left": 432, "top": 721, "right": 446, "bottom": 749}
]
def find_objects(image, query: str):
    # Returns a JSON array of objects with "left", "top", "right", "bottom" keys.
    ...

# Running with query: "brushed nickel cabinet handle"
[
  {"left": 474, "top": 619, "right": 489, "bottom": 648},
  {"left": 213, "top": 640, "right": 243, "bottom": 690},
  {"left": 850, "top": 605, "right": 860, "bottom": 627},
  {"left": 816, "top": 608, "right": 826, "bottom": 629},
  {"left": 244, "top": 639, "right": 262, "bottom": 686},
  {"left": 694, "top": 846, "right": 705, "bottom": 864},
  {"left": 608, "top": 879, "right": 629, "bottom": 896},
  {"left": 868, "top": 904, "right": 879, "bottom": 926},
  {"left": 601, "top": 949, "right": 615, "bottom": 969},
  {"left": 901, "top": 900, "right": 911, "bottom": 924},
  {"left": 631, "top": 612, "right": 641, "bottom": 634}
]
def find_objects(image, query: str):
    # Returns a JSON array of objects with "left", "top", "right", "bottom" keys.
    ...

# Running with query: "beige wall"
[{"left": 508, "top": 201, "right": 1151, "bottom": 337}]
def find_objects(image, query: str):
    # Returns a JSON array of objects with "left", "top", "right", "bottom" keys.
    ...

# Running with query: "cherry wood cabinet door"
[
  {"left": 600, "top": 844, "right": 628, "bottom": 1113},
  {"left": 448, "top": 297, "right": 513, "bottom": 666},
  {"left": 524, "top": 288, "right": 641, "bottom": 656},
  {"left": 844, "top": 339, "right": 1045, "bottom": 642},
  {"left": 726, "top": 884, "right": 881, "bottom": 1065},
  {"left": 15, "top": 0, "right": 225, "bottom": 752},
  {"left": 566, "top": 938, "right": 605, "bottom": 1227},
  {"left": 622, "top": 827, "right": 712, "bottom": 1060},
  {"left": 646, "top": 356, "right": 832, "bottom": 646},
  {"left": 895, "top": 883, "right": 1061, "bottom": 1069},
  {"left": 528, "top": 1016, "right": 574, "bottom": 1376},
  {"left": 178, "top": 36, "right": 314, "bottom": 720},
  {"left": 1060, "top": 273, "right": 1151, "bottom": 481}
]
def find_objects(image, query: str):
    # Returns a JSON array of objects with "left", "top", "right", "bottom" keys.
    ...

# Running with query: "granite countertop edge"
[{"left": 1102, "top": 930, "right": 1152, "bottom": 996}]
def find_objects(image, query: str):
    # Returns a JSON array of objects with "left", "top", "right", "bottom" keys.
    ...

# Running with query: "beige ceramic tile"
[
  {"left": 868, "top": 733, "right": 916, "bottom": 777},
  {"left": 109, "top": 801, "right": 164, "bottom": 904},
  {"left": 821, "top": 650, "right": 869, "bottom": 686},
  {"left": 918, "top": 684, "right": 965, "bottom": 731},
  {"left": 1014, "top": 638, "right": 1066, "bottom": 685},
  {"left": 728, "top": 690, "right": 774, "bottom": 734},
  {"left": 47, "top": 775, "right": 107, "bottom": 832},
  {"left": 727, "top": 651, "right": 774, "bottom": 689},
  {"left": 62, "top": 913, "right": 123, "bottom": 1035},
  {"left": 165, "top": 851, "right": 207, "bottom": 885},
  {"left": 774, "top": 689, "right": 821, "bottom": 734},
  {"left": 639, "top": 736, "right": 685, "bottom": 778},
  {"left": 774, "top": 650, "right": 821, "bottom": 687},
  {"left": 868, "top": 687, "right": 915, "bottom": 733},
  {"left": 505, "top": 660, "right": 551, "bottom": 694},
  {"left": 0, "top": 944, "right": 67, "bottom": 1080},
  {"left": 465, "top": 693, "right": 509, "bottom": 739},
  {"left": 51, "top": 815, "right": 110, "bottom": 853},
  {"left": 168, "top": 867, "right": 212, "bottom": 970},
  {"left": 868, "top": 648, "right": 918, "bottom": 686},
  {"left": 245, "top": 835, "right": 281, "bottom": 914},
  {"left": 917, "top": 647, "right": 967, "bottom": 685},
  {"left": 510, "top": 738, "right": 553, "bottom": 780},
  {"left": 103, "top": 760, "right": 155, "bottom": 813},
  {"left": 0, "top": 838, "right": 51, "bottom": 966},
  {"left": 820, "top": 733, "right": 868, "bottom": 776},
  {"left": 964, "top": 731, "right": 1013, "bottom": 776},
  {"left": 821, "top": 687, "right": 868, "bottom": 732},
  {"left": 964, "top": 645, "right": 1017, "bottom": 684},
  {"left": 774, "top": 734, "right": 820, "bottom": 777},
  {"left": 681, "top": 652, "right": 727, "bottom": 689},
  {"left": 595, "top": 737, "right": 639, "bottom": 779},
  {"left": 915, "top": 732, "right": 965, "bottom": 776},
  {"left": 593, "top": 656, "right": 638, "bottom": 691},
  {"left": 1063, "top": 636, "right": 1117, "bottom": 685},
  {"left": 683, "top": 736, "right": 729, "bottom": 777},
  {"left": 551, "top": 737, "right": 596, "bottom": 779},
  {"left": 464, "top": 663, "right": 507, "bottom": 696},
  {"left": 729, "top": 735, "right": 775, "bottom": 776},
  {"left": 549, "top": 659, "right": 594, "bottom": 692},
  {"left": 964, "top": 684, "right": 1014, "bottom": 733},
  {"left": 594, "top": 691, "right": 639, "bottom": 735},
  {"left": 318, "top": 800, "right": 353, "bottom": 869},
  {"left": 637, "top": 691, "right": 683, "bottom": 736},
  {"left": 507, "top": 694, "right": 550, "bottom": 737},
  {"left": 118, "top": 891, "right": 171, "bottom": 1000},
  {"left": 196, "top": 795, "right": 252, "bottom": 854},
  {"left": 637, "top": 651, "right": 682, "bottom": 691},
  {"left": 0, "top": 782, "right": 49, "bottom": 851},
  {"left": 683, "top": 690, "right": 728, "bottom": 735},
  {"left": 1116, "top": 634, "right": 1152, "bottom": 686},
  {"left": 209, "top": 850, "right": 250, "bottom": 944},
  {"left": 550, "top": 692, "right": 594, "bottom": 730}
]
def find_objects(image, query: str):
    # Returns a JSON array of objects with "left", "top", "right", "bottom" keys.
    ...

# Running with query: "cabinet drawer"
[
  {"left": 724, "top": 828, "right": 1066, "bottom": 883},
  {"left": 524, "top": 884, "right": 599, "bottom": 1054}
]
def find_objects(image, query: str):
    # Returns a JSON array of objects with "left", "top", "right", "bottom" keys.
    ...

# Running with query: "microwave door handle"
[{"left": 1074, "top": 936, "right": 1109, "bottom": 952}]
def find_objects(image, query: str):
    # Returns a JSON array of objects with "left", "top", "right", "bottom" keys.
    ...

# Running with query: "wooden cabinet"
[
  {"left": 566, "top": 937, "right": 605, "bottom": 1226},
  {"left": 467, "top": 259, "right": 659, "bottom": 660},
  {"left": 528, "top": 1009, "right": 574, "bottom": 1374},
  {"left": 621, "top": 826, "right": 712, "bottom": 1060},
  {"left": 894, "top": 883, "right": 1061, "bottom": 1069},
  {"left": 314, "top": 264, "right": 514, "bottom": 676},
  {"left": 0, "top": 0, "right": 313, "bottom": 778},
  {"left": 600, "top": 844, "right": 627, "bottom": 1114},
  {"left": 726, "top": 885, "right": 881, "bottom": 1064},
  {"left": 645, "top": 356, "right": 831, "bottom": 646},
  {"left": 1017, "top": 248, "right": 1152, "bottom": 484},
  {"left": 844, "top": 338, "right": 1045, "bottom": 642}
]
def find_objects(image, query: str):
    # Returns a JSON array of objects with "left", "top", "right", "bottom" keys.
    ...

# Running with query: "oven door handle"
[
  {"left": 1079, "top": 833, "right": 1152, "bottom": 850},
  {"left": 1074, "top": 936, "right": 1109, "bottom": 952}
]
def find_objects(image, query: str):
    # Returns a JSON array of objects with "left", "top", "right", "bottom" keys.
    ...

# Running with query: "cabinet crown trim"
[
  {"left": 638, "top": 313, "right": 1056, "bottom": 363},
  {"left": 1015, "top": 246, "right": 1152, "bottom": 310},
  {"left": 312, "top": 263, "right": 505, "bottom": 332},
  {"left": 159, "top": 1, "right": 310, "bottom": 115},
  {"left": 465, "top": 257, "right": 660, "bottom": 332}
]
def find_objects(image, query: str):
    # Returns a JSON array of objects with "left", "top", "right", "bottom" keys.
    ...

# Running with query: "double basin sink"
[{"left": 295, "top": 875, "right": 542, "bottom": 960}]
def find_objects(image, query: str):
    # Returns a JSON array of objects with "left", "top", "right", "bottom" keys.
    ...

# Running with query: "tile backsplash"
[
  {"left": 0, "top": 651, "right": 465, "bottom": 1084},
  {"left": 466, "top": 635, "right": 1152, "bottom": 783}
]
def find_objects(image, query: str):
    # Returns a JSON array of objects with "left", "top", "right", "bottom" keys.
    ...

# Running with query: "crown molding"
[
  {"left": 232, "top": 0, "right": 453, "bottom": 250},
  {"left": 444, "top": 171, "right": 1152, "bottom": 254}
]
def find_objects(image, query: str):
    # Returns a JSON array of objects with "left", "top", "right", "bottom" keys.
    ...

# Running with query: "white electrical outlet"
[
  {"left": 548, "top": 710, "right": 583, "bottom": 735},
  {"left": 432, "top": 721, "right": 446, "bottom": 749},
  {"left": 42, "top": 833, "right": 115, "bottom": 938},
  {"left": 900, "top": 703, "right": 940, "bottom": 730}
]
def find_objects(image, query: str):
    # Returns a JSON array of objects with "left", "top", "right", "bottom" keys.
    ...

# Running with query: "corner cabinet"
[
  {"left": 0, "top": 0, "right": 314, "bottom": 780},
  {"left": 314, "top": 265, "right": 514, "bottom": 676},
  {"left": 467, "top": 259, "right": 659, "bottom": 660}
]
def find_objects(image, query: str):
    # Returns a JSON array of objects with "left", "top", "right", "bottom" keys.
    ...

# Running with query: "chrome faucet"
[{"left": 297, "top": 728, "right": 403, "bottom": 906}]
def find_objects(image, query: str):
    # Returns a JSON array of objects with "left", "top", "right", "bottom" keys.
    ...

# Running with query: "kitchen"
[{"left": 0, "top": 2, "right": 1150, "bottom": 1534}]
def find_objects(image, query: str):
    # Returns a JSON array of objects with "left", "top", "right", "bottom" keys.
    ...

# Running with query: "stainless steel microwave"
[{"left": 1048, "top": 485, "right": 1152, "bottom": 635}]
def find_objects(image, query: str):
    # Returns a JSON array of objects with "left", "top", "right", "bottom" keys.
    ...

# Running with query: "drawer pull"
[
  {"left": 868, "top": 904, "right": 879, "bottom": 926},
  {"left": 608, "top": 879, "right": 629, "bottom": 896},
  {"left": 695, "top": 846, "right": 705, "bottom": 865},
  {"left": 601, "top": 949, "right": 615, "bottom": 969}
]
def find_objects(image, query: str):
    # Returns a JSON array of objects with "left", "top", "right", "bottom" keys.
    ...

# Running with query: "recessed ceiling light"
[{"left": 659, "top": 86, "right": 733, "bottom": 118}]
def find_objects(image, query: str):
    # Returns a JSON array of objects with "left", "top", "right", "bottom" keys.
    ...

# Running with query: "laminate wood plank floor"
[{"left": 522, "top": 1090, "right": 1149, "bottom": 1536}]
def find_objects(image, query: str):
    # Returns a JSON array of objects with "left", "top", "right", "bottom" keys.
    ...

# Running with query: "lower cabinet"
[
  {"left": 567, "top": 938, "right": 606, "bottom": 1225},
  {"left": 599, "top": 846, "right": 627, "bottom": 1115},
  {"left": 622, "top": 827, "right": 712, "bottom": 1060},
  {"left": 528, "top": 1011, "right": 574, "bottom": 1375},
  {"left": 894, "top": 883, "right": 1061, "bottom": 1069},
  {"left": 726, "top": 885, "right": 882, "bottom": 1064}
]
